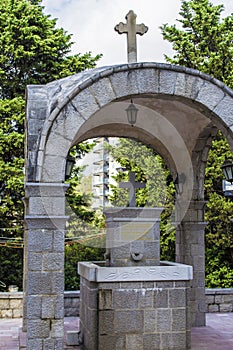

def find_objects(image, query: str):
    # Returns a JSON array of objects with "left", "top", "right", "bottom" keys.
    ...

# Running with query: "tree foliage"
[
  {"left": 65, "top": 243, "right": 104, "bottom": 290},
  {"left": 107, "top": 138, "right": 170, "bottom": 207},
  {"left": 0, "top": 0, "right": 101, "bottom": 290},
  {"left": 161, "top": 0, "right": 233, "bottom": 287},
  {"left": 0, "top": 98, "right": 24, "bottom": 229},
  {"left": 161, "top": 0, "right": 233, "bottom": 88},
  {"left": 62, "top": 141, "right": 105, "bottom": 290},
  {"left": 0, "top": 0, "right": 101, "bottom": 98},
  {"left": 106, "top": 138, "right": 176, "bottom": 261},
  {"left": 205, "top": 192, "right": 233, "bottom": 287}
]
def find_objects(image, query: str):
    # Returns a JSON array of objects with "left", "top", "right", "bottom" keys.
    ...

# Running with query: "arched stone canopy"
[
  {"left": 26, "top": 63, "right": 233, "bottom": 204},
  {"left": 24, "top": 62, "right": 233, "bottom": 348}
]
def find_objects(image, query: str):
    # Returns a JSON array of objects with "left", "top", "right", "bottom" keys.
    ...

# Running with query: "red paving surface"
[{"left": 0, "top": 313, "right": 233, "bottom": 349}]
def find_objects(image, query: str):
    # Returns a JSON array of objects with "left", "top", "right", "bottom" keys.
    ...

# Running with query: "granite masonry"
[
  {"left": 78, "top": 204, "right": 193, "bottom": 350},
  {"left": 1, "top": 289, "right": 232, "bottom": 319},
  {"left": 79, "top": 261, "right": 193, "bottom": 350},
  {"left": 24, "top": 62, "right": 233, "bottom": 349}
]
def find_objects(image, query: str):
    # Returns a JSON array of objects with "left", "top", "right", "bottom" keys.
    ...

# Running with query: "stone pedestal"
[
  {"left": 104, "top": 208, "right": 163, "bottom": 267},
  {"left": 78, "top": 261, "right": 193, "bottom": 350},
  {"left": 78, "top": 207, "right": 193, "bottom": 349}
]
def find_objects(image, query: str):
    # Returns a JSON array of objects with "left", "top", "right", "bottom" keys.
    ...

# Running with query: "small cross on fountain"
[
  {"left": 119, "top": 171, "right": 146, "bottom": 207},
  {"left": 115, "top": 10, "right": 148, "bottom": 63}
]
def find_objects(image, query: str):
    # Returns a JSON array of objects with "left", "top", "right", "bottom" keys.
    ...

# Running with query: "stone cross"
[
  {"left": 115, "top": 10, "right": 148, "bottom": 63},
  {"left": 119, "top": 171, "right": 146, "bottom": 207}
]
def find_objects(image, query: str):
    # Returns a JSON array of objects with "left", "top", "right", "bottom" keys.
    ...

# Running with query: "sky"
[{"left": 41, "top": 0, "right": 233, "bottom": 67}]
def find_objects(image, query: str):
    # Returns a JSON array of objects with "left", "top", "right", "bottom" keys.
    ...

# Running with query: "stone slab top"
[
  {"left": 104, "top": 207, "right": 164, "bottom": 220},
  {"left": 205, "top": 288, "right": 233, "bottom": 295},
  {"left": 0, "top": 292, "right": 23, "bottom": 299},
  {"left": 78, "top": 261, "right": 193, "bottom": 282}
]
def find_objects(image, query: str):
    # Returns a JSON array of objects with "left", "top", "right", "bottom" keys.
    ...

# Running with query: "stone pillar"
[
  {"left": 22, "top": 211, "right": 29, "bottom": 332},
  {"left": 23, "top": 183, "right": 69, "bottom": 350},
  {"left": 176, "top": 201, "right": 207, "bottom": 327},
  {"left": 104, "top": 208, "right": 163, "bottom": 267}
]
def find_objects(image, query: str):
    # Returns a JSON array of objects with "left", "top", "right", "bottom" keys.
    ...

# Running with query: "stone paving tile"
[
  {"left": 0, "top": 313, "right": 233, "bottom": 349},
  {"left": 191, "top": 313, "right": 233, "bottom": 350},
  {"left": 0, "top": 318, "right": 22, "bottom": 350}
]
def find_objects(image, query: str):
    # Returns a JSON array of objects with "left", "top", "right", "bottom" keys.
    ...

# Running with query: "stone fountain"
[{"left": 78, "top": 173, "right": 193, "bottom": 350}]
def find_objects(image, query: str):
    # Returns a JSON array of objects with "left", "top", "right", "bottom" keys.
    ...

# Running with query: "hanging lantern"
[
  {"left": 65, "top": 155, "right": 75, "bottom": 180},
  {"left": 125, "top": 99, "right": 138, "bottom": 126},
  {"left": 222, "top": 159, "right": 233, "bottom": 183}
]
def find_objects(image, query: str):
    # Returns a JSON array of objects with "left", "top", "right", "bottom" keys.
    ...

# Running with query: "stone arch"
[
  {"left": 26, "top": 63, "right": 233, "bottom": 185},
  {"left": 24, "top": 62, "right": 233, "bottom": 348}
]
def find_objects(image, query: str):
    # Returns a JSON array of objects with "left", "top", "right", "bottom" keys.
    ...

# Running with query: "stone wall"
[
  {"left": 0, "top": 289, "right": 232, "bottom": 318},
  {"left": 64, "top": 291, "right": 80, "bottom": 316},
  {"left": 78, "top": 261, "right": 193, "bottom": 350},
  {"left": 96, "top": 280, "right": 191, "bottom": 350},
  {"left": 0, "top": 292, "right": 23, "bottom": 318},
  {"left": 206, "top": 289, "right": 233, "bottom": 313},
  {"left": 0, "top": 291, "right": 80, "bottom": 318}
]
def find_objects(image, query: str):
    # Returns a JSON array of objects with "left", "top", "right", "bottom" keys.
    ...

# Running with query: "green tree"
[
  {"left": 161, "top": 0, "right": 233, "bottom": 88},
  {"left": 64, "top": 142, "right": 105, "bottom": 290},
  {"left": 205, "top": 192, "right": 233, "bottom": 287},
  {"left": 161, "top": 0, "right": 233, "bottom": 287},
  {"left": 107, "top": 138, "right": 176, "bottom": 261},
  {"left": 65, "top": 242, "right": 104, "bottom": 290},
  {"left": 66, "top": 143, "right": 97, "bottom": 223},
  {"left": 0, "top": 0, "right": 100, "bottom": 98},
  {"left": 106, "top": 138, "right": 172, "bottom": 207},
  {"left": 204, "top": 133, "right": 233, "bottom": 287},
  {"left": 0, "top": 0, "right": 101, "bottom": 290}
]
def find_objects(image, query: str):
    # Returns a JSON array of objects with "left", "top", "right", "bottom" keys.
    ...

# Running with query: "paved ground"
[
  {"left": 0, "top": 318, "right": 20, "bottom": 350},
  {"left": 191, "top": 313, "right": 233, "bottom": 350},
  {"left": 0, "top": 313, "right": 232, "bottom": 349}
]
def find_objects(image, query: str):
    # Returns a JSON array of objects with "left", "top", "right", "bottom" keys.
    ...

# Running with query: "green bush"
[
  {"left": 65, "top": 243, "right": 104, "bottom": 290},
  {"left": 206, "top": 266, "right": 233, "bottom": 288},
  {"left": 0, "top": 247, "right": 23, "bottom": 291}
]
